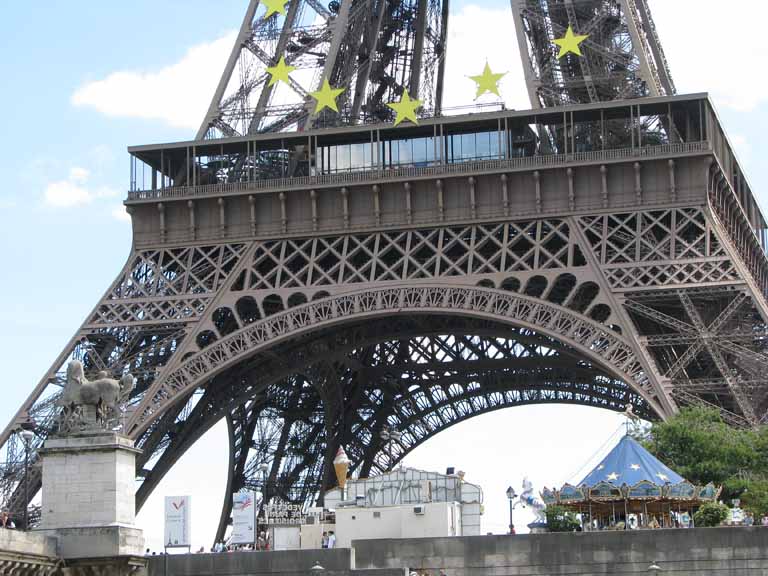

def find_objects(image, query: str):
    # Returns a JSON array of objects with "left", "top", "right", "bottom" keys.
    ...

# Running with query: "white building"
[{"left": 319, "top": 467, "right": 483, "bottom": 548}]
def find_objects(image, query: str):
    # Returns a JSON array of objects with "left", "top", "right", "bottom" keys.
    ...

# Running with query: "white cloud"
[
  {"left": 68, "top": 1, "right": 767, "bottom": 137},
  {"left": 44, "top": 180, "right": 91, "bottom": 207},
  {"left": 69, "top": 166, "right": 90, "bottom": 183},
  {"left": 43, "top": 167, "right": 119, "bottom": 208},
  {"left": 72, "top": 33, "right": 236, "bottom": 130},
  {"left": 649, "top": 0, "right": 768, "bottom": 112}
]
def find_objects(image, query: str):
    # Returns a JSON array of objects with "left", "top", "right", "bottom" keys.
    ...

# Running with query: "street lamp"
[
  {"left": 19, "top": 428, "right": 35, "bottom": 531},
  {"left": 258, "top": 463, "right": 269, "bottom": 523},
  {"left": 506, "top": 486, "right": 517, "bottom": 534},
  {"left": 647, "top": 561, "right": 662, "bottom": 573},
  {"left": 379, "top": 426, "right": 401, "bottom": 472}
]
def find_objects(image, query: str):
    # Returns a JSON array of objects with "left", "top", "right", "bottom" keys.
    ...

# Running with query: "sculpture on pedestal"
[{"left": 55, "top": 360, "right": 135, "bottom": 434}]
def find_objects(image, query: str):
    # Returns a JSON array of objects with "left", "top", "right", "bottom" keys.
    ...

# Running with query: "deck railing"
[{"left": 126, "top": 141, "right": 711, "bottom": 203}]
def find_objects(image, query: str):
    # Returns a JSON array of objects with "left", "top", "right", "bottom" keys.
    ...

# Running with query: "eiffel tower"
[{"left": 2, "top": 0, "right": 767, "bottom": 545}]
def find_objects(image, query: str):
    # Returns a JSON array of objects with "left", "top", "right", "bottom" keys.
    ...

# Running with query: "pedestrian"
[
  {"left": 509, "top": 524, "right": 515, "bottom": 535},
  {"left": 327, "top": 530, "right": 336, "bottom": 548},
  {"left": 762, "top": 515, "right": 768, "bottom": 527},
  {"left": 0, "top": 510, "right": 9, "bottom": 529},
  {"left": 321, "top": 531, "right": 329, "bottom": 549}
]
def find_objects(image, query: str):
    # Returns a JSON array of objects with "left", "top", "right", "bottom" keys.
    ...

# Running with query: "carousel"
[{"left": 541, "top": 434, "right": 721, "bottom": 530}]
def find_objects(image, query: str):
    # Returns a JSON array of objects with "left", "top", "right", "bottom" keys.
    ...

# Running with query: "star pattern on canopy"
[
  {"left": 310, "top": 79, "right": 345, "bottom": 114},
  {"left": 386, "top": 90, "right": 422, "bottom": 126},
  {"left": 580, "top": 436, "right": 685, "bottom": 487},
  {"left": 266, "top": 56, "right": 296, "bottom": 87},
  {"left": 553, "top": 25, "right": 589, "bottom": 58},
  {"left": 262, "top": 0, "right": 289, "bottom": 18},
  {"left": 469, "top": 62, "right": 506, "bottom": 99}
]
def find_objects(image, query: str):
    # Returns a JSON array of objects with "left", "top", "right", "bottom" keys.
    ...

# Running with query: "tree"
[
  {"left": 740, "top": 477, "right": 768, "bottom": 519},
  {"left": 546, "top": 505, "right": 580, "bottom": 532},
  {"left": 641, "top": 407, "right": 763, "bottom": 501},
  {"left": 693, "top": 502, "right": 729, "bottom": 527}
]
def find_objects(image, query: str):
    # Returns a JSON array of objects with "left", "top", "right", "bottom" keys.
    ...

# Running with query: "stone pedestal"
[{"left": 38, "top": 431, "right": 145, "bottom": 560}]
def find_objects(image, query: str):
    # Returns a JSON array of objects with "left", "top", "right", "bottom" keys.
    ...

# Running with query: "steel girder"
[
  {"left": 196, "top": 0, "right": 448, "bottom": 140},
  {"left": 511, "top": 0, "right": 675, "bottom": 109},
  {"left": 5, "top": 202, "right": 768, "bottom": 524},
  {"left": 123, "top": 315, "right": 649, "bottom": 543}
]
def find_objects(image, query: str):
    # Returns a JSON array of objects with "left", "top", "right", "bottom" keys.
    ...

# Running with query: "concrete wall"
[
  {"left": 0, "top": 529, "right": 59, "bottom": 575},
  {"left": 352, "top": 527, "right": 768, "bottom": 575},
  {"left": 146, "top": 548, "right": 405, "bottom": 576},
  {"left": 0, "top": 528, "right": 58, "bottom": 557}
]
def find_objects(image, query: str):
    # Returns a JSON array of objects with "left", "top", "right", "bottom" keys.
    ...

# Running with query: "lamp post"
[
  {"left": 258, "top": 463, "right": 269, "bottom": 524},
  {"left": 20, "top": 428, "right": 35, "bottom": 531},
  {"left": 379, "top": 426, "right": 401, "bottom": 472},
  {"left": 506, "top": 486, "right": 517, "bottom": 534}
]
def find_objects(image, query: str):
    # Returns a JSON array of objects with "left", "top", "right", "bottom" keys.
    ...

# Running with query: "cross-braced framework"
[
  {"left": 511, "top": 0, "right": 675, "bottom": 108},
  {"left": 198, "top": 0, "right": 448, "bottom": 139},
  {"left": 127, "top": 315, "right": 653, "bottom": 542},
  {"left": 3, "top": 0, "right": 768, "bottom": 545}
]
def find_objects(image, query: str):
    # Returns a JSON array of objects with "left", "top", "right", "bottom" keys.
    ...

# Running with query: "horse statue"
[
  {"left": 519, "top": 476, "right": 547, "bottom": 524},
  {"left": 56, "top": 360, "right": 135, "bottom": 432}
]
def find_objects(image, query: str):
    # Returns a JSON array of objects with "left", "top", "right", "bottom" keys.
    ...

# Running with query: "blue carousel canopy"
[{"left": 579, "top": 435, "right": 685, "bottom": 487}]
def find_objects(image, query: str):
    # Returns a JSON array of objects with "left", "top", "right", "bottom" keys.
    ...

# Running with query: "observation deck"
[{"left": 125, "top": 94, "right": 767, "bottom": 271}]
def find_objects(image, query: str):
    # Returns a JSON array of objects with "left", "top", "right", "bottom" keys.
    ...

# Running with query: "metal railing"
[{"left": 126, "top": 141, "right": 710, "bottom": 203}]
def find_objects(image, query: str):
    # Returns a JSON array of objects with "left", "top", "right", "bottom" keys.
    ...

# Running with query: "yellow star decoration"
[
  {"left": 310, "top": 79, "right": 345, "bottom": 114},
  {"left": 262, "top": 0, "right": 289, "bottom": 18},
  {"left": 386, "top": 90, "right": 422, "bottom": 126},
  {"left": 469, "top": 62, "right": 506, "bottom": 99},
  {"left": 606, "top": 472, "right": 619, "bottom": 481},
  {"left": 266, "top": 56, "right": 296, "bottom": 87},
  {"left": 553, "top": 25, "right": 589, "bottom": 58},
  {"left": 630, "top": 464, "right": 641, "bottom": 471}
]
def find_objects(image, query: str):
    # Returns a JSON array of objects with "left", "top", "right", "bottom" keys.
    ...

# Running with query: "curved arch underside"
[
  {"left": 130, "top": 314, "right": 656, "bottom": 542},
  {"left": 129, "top": 284, "right": 659, "bottom": 436}
]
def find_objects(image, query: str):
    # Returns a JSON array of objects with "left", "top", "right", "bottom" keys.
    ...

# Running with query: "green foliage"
[
  {"left": 740, "top": 477, "right": 768, "bottom": 519},
  {"left": 546, "top": 505, "right": 580, "bottom": 532},
  {"left": 693, "top": 502, "right": 729, "bottom": 527},
  {"left": 643, "top": 407, "right": 768, "bottom": 518}
]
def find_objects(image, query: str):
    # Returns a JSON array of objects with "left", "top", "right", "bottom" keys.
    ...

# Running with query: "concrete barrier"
[
  {"left": 146, "top": 548, "right": 406, "bottom": 576},
  {"left": 0, "top": 528, "right": 59, "bottom": 575},
  {"left": 140, "top": 528, "right": 768, "bottom": 576},
  {"left": 352, "top": 527, "right": 768, "bottom": 575},
  {"left": 0, "top": 528, "right": 58, "bottom": 557}
]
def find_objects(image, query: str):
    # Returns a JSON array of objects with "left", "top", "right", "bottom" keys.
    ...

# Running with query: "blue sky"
[{"left": 1, "top": 0, "right": 767, "bottom": 551}]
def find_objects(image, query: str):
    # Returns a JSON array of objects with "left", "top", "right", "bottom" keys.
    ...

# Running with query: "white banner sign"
[
  {"left": 231, "top": 491, "right": 257, "bottom": 544},
  {"left": 164, "top": 495, "right": 191, "bottom": 548}
]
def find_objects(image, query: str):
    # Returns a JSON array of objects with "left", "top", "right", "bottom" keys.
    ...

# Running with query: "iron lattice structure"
[
  {"left": 511, "top": 0, "right": 675, "bottom": 108},
  {"left": 3, "top": 0, "right": 768, "bottom": 546},
  {"left": 198, "top": 0, "right": 448, "bottom": 139}
]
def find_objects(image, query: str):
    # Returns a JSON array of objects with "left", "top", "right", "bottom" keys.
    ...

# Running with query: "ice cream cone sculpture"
[{"left": 333, "top": 446, "right": 350, "bottom": 489}]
